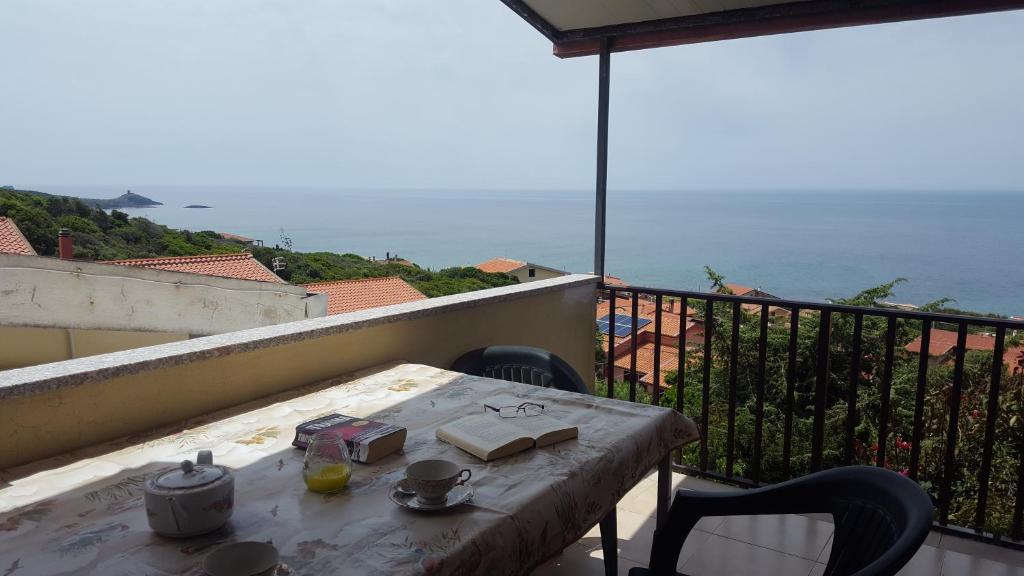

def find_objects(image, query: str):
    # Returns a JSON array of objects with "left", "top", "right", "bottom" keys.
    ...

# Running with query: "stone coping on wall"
[{"left": 0, "top": 274, "right": 599, "bottom": 400}]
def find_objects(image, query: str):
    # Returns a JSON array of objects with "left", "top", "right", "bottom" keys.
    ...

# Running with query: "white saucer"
[{"left": 389, "top": 479, "right": 474, "bottom": 511}]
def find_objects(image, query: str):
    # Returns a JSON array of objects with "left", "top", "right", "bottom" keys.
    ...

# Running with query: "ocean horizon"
[{"left": 27, "top": 184, "right": 1024, "bottom": 316}]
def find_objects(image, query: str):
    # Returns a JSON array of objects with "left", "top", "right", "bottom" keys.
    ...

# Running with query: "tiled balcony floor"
[{"left": 531, "top": 471, "right": 1024, "bottom": 576}]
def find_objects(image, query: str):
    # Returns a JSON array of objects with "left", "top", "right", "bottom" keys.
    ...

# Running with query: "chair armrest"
[{"left": 646, "top": 479, "right": 833, "bottom": 575}]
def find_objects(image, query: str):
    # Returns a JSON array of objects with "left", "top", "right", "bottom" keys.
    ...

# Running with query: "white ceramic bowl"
[{"left": 203, "top": 541, "right": 279, "bottom": 576}]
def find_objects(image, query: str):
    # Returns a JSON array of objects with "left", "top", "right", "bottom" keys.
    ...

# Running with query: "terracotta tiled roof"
[
  {"left": 304, "top": 276, "right": 427, "bottom": 315},
  {"left": 904, "top": 328, "right": 997, "bottom": 357},
  {"left": 613, "top": 342, "right": 679, "bottom": 387},
  {"left": 0, "top": 217, "right": 37, "bottom": 255},
  {"left": 1005, "top": 346, "right": 1024, "bottom": 375},
  {"left": 597, "top": 297, "right": 696, "bottom": 339},
  {"left": 724, "top": 283, "right": 755, "bottom": 296},
  {"left": 219, "top": 232, "right": 254, "bottom": 243},
  {"left": 475, "top": 258, "right": 525, "bottom": 274},
  {"left": 103, "top": 253, "right": 283, "bottom": 283}
]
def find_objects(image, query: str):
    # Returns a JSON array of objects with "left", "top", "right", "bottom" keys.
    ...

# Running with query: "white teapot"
[{"left": 144, "top": 450, "right": 235, "bottom": 537}]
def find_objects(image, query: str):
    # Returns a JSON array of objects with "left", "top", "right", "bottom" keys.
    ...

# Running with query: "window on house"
[{"left": 528, "top": 268, "right": 536, "bottom": 277}]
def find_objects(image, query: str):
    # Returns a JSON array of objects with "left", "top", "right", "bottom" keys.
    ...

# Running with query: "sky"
[{"left": 1, "top": 1, "right": 1022, "bottom": 192}]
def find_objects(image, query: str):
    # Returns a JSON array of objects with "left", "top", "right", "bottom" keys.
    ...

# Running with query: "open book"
[
  {"left": 436, "top": 413, "right": 578, "bottom": 461},
  {"left": 436, "top": 399, "right": 578, "bottom": 461}
]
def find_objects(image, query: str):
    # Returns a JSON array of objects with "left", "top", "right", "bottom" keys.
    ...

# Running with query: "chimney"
[{"left": 58, "top": 228, "right": 73, "bottom": 260}]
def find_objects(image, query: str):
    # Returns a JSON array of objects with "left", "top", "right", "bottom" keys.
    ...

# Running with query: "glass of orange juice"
[{"left": 303, "top": 432, "right": 352, "bottom": 493}]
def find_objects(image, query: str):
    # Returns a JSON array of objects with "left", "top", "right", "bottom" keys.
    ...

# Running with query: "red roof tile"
[
  {"left": 904, "top": 328, "right": 997, "bottom": 357},
  {"left": 304, "top": 276, "right": 427, "bottom": 315},
  {"left": 613, "top": 343, "right": 679, "bottom": 388},
  {"left": 219, "top": 232, "right": 254, "bottom": 243},
  {"left": 597, "top": 296, "right": 695, "bottom": 339},
  {"left": 475, "top": 258, "right": 525, "bottom": 274},
  {"left": 1005, "top": 346, "right": 1024, "bottom": 375},
  {"left": 0, "top": 217, "right": 37, "bottom": 255},
  {"left": 724, "top": 283, "right": 755, "bottom": 296},
  {"left": 104, "top": 253, "right": 283, "bottom": 283}
]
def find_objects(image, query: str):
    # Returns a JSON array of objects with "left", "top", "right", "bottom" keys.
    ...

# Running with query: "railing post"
[
  {"left": 811, "top": 309, "right": 831, "bottom": 472},
  {"left": 783, "top": 307, "right": 799, "bottom": 477},
  {"left": 653, "top": 294, "right": 663, "bottom": 406},
  {"left": 699, "top": 300, "right": 714, "bottom": 471},
  {"left": 909, "top": 320, "right": 931, "bottom": 481},
  {"left": 675, "top": 296, "right": 687, "bottom": 464},
  {"left": 605, "top": 289, "right": 617, "bottom": 399},
  {"left": 845, "top": 314, "right": 863, "bottom": 466},
  {"left": 752, "top": 304, "right": 768, "bottom": 485},
  {"left": 876, "top": 316, "right": 897, "bottom": 468},
  {"left": 939, "top": 321, "right": 969, "bottom": 525},
  {"left": 629, "top": 294, "right": 639, "bottom": 402},
  {"left": 593, "top": 38, "right": 610, "bottom": 278},
  {"left": 975, "top": 326, "right": 1005, "bottom": 531},
  {"left": 725, "top": 302, "right": 741, "bottom": 478}
]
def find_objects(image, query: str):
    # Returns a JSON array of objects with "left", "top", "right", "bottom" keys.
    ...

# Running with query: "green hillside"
[{"left": 0, "top": 187, "right": 517, "bottom": 296}]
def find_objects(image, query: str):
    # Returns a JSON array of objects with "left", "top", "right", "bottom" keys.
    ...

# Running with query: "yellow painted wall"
[
  {"left": 0, "top": 282, "right": 596, "bottom": 469},
  {"left": 511, "top": 266, "right": 566, "bottom": 284},
  {"left": 0, "top": 327, "right": 70, "bottom": 370},
  {"left": 0, "top": 326, "right": 187, "bottom": 370}
]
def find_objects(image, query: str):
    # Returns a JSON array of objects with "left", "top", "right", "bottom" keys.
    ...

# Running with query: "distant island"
[
  {"left": 84, "top": 191, "right": 162, "bottom": 209},
  {"left": 184, "top": 204, "right": 211, "bottom": 209}
]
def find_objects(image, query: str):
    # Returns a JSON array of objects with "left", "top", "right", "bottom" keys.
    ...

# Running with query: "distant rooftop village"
[{"left": 3, "top": 216, "right": 1020, "bottom": 378}]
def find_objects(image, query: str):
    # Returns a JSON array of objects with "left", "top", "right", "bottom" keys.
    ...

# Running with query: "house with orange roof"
[
  {"left": 1, "top": 250, "right": 326, "bottom": 370},
  {"left": 103, "top": 253, "right": 283, "bottom": 284},
  {"left": 1005, "top": 346, "right": 1024, "bottom": 377},
  {"left": 0, "top": 217, "right": 37, "bottom": 256},
  {"left": 722, "top": 282, "right": 790, "bottom": 318},
  {"left": 218, "top": 232, "right": 262, "bottom": 247},
  {"left": 303, "top": 277, "right": 427, "bottom": 315},
  {"left": 475, "top": 257, "right": 568, "bottom": 283},
  {"left": 597, "top": 294, "right": 704, "bottom": 389},
  {"left": 904, "top": 327, "right": 1003, "bottom": 368}
]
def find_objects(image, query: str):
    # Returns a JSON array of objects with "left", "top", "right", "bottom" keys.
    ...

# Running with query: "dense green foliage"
[
  {"left": 0, "top": 187, "right": 517, "bottom": 297},
  {"left": 0, "top": 188, "right": 240, "bottom": 260},
  {"left": 248, "top": 246, "right": 517, "bottom": 296},
  {"left": 598, "top": 270, "right": 1024, "bottom": 537}
]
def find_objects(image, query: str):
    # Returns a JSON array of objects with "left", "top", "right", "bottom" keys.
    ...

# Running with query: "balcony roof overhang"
[{"left": 500, "top": 0, "right": 1024, "bottom": 58}]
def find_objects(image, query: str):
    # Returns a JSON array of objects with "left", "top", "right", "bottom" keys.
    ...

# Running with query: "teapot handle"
[{"left": 197, "top": 450, "right": 213, "bottom": 465}]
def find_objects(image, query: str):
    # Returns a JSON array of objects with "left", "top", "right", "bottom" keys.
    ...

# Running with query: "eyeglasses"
[{"left": 484, "top": 401, "right": 545, "bottom": 418}]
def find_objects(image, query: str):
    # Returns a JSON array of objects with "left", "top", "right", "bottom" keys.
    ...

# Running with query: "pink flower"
[{"left": 899, "top": 469, "right": 910, "bottom": 477}]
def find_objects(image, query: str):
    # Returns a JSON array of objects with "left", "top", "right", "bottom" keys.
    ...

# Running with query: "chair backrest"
[
  {"left": 651, "top": 467, "right": 933, "bottom": 576},
  {"left": 820, "top": 468, "right": 933, "bottom": 576},
  {"left": 450, "top": 345, "right": 589, "bottom": 394}
]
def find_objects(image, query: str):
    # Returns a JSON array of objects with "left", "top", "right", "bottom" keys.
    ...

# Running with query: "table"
[{"left": 0, "top": 363, "right": 698, "bottom": 575}]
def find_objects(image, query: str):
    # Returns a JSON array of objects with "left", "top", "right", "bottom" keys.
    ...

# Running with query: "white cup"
[{"left": 405, "top": 459, "right": 471, "bottom": 504}]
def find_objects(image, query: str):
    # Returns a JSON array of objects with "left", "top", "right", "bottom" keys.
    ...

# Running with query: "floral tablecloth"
[{"left": 0, "top": 363, "right": 699, "bottom": 576}]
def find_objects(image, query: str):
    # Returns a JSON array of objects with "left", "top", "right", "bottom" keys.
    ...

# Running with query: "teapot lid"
[{"left": 154, "top": 459, "right": 225, "bottom": 490}]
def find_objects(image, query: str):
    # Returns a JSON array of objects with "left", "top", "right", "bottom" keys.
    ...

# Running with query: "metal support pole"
[{"left": 594, "top": 38, "right": 611, "bottom": 278}]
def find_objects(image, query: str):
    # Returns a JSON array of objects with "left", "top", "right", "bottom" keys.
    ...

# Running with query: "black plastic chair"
[
  {"left": 631, "top": 466, "right": 934, "bottom": 576},
  {"left": 450, "top": 345, "right": 589, "bottom": 394}
]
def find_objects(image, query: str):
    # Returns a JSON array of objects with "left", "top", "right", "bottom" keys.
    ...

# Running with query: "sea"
[{"left": 33, "top": 185, "right": 1024, "bottom": 316}]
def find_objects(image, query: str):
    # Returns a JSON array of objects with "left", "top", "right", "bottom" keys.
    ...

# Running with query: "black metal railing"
[{"left": 600, "top": 283, "right": 1024, "bottom": 549}]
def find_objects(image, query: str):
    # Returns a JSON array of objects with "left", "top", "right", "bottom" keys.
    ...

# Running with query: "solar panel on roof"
[{"left": 597, "top": 313, "right": 650, "bottom": 337}]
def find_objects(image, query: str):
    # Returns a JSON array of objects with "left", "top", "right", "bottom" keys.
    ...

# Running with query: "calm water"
[{"left": 35, "top": 185, "right": 1024, "bottom": 315}]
